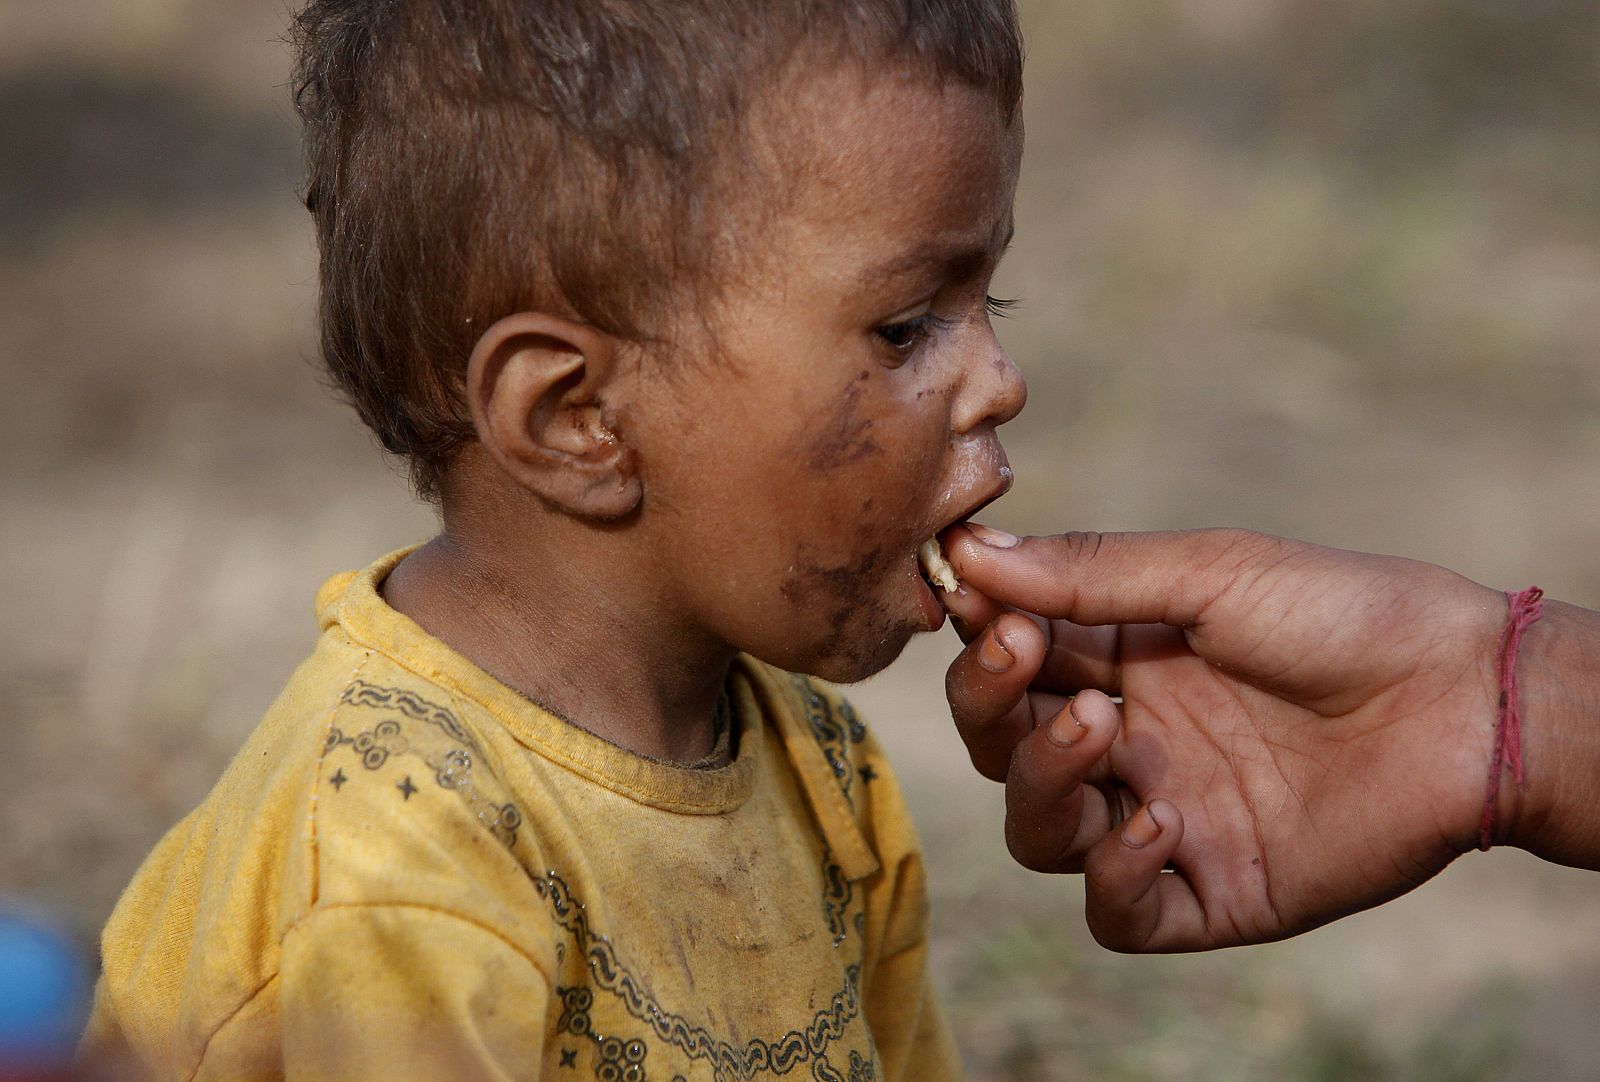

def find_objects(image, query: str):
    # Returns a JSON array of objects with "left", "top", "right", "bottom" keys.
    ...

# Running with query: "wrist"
[{"left": 1503, "top": 599, "right": 1600, "bottom": 866}]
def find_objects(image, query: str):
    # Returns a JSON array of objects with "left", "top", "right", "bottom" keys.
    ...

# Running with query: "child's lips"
[
  {"left": 912, "top": 560, "right": 949, "bottom": 630},
  {"left": 928, "top": 462, "right": 1014, "bottom": 545},
  {"left": 911, "top": 460, "right": 1015, "bottom": 615}
]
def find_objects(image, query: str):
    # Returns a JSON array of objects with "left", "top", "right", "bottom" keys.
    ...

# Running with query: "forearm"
[{"left": 1510, "top": 599, "right": 1600, "bottom": 869}]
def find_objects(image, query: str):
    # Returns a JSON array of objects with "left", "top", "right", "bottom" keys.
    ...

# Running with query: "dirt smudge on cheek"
[
  {"left": 779, "top": 545, "right": 890, "bottom": 607},
  {"left": 802, "top": 380, "right": 883, "bottom": 471},
  {"left": 779, "top": 543, "right": 905, "bottom": 671}
]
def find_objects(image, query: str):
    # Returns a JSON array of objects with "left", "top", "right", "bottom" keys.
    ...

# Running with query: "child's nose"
[{"left": 952, "top": 334, "right": 1027, "bottom": 434}]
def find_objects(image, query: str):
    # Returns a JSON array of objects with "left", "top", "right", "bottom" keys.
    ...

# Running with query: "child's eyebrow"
[{"left": 857, "top": 220, "right": 1016, "bottom": 289}]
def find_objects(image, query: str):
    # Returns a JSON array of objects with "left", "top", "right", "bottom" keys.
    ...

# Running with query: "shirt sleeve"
[
  {"left": 863, "top": 933, "right": 962, "bottom": 1082},
  {"left": 851, "top": 739, "right": 964, "bottom": 1082},
  {"left": 279, "top": 903, "right": 552, "bottom": 1081}
]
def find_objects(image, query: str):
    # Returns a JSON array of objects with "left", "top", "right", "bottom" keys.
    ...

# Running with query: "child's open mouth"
[{"left": 910, "top": 462, "right": 1014, "bottom": 624}]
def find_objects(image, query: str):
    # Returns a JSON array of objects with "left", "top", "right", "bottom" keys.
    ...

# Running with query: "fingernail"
[
  {"left": 1122, "top": 806, "right": 1162, "bottom": 849},
  {"left": 1047, "top": 704, "right": 1086, "bottom": 747},
  {"left": 968, "top": 522, "right": 1020, "bottom": 549},
  {"left": 978, "top": 627, "right": 1013, "bottom": 672}
]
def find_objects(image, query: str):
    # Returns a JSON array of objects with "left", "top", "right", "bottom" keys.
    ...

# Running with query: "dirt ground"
[{"left": 4, "top": 1, "right": 1600, "bottom": 1078}]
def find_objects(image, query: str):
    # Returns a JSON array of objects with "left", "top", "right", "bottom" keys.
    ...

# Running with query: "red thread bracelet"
[{"left": 1479, "top": 586, "right": 1544, "bottom": 851}]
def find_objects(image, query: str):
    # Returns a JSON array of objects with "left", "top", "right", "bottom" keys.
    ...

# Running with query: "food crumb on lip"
[{"left": 917, "top": 537, "right": 958, "bottom": 592}]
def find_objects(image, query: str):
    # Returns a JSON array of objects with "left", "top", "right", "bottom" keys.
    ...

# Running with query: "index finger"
[{"left": 944, "top": 524, "right": 1290, "bottom": 629}]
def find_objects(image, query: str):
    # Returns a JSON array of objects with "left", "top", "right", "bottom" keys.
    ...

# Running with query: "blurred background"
[{"left": 3, "top": 0, "right": 1599, "bottom": 1077}]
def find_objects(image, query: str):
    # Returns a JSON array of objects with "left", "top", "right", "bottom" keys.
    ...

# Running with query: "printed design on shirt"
[
  {"left": 324, "top": 680, "right": 523, "bottom": 848},
  {"left": 820, "top": 848, "right": 858, "bottom": 948},
  {"left": 536, "top": 868, "right": 871, "bottom": 1082},
  {"left": 789, "top": 676, "right": 867, "bottom": 808},
  {"left": 557, "top": 987, "right": 664, "bottom": 1082},
  {"left": 806, "top": 1050, "right": 875, "bottom": 1082},
  {"left": 762, "top": 1046, "right": 874, "bottom": 1082}
]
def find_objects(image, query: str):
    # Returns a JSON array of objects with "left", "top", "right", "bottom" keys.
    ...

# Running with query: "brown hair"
[{"left": 291, "top": 0, "right": 1023, "bottom": 500}]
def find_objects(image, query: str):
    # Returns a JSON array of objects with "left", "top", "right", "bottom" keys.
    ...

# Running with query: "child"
[{"left": 82, "top": 0, "right": 1026, "bottom": 1078}]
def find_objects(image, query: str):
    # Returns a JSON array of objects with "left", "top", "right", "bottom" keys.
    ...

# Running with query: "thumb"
[{"left": 942, "top": 524, "right": 1292, "bottom": 629}]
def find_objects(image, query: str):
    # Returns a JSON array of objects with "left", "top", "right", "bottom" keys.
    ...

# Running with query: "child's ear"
[{"left": 465, "top": 312, "right": 641, "bottom": 519}]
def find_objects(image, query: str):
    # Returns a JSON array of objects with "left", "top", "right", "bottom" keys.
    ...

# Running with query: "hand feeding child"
[{"left": 81, "top": 2, "right": 1026, "bottom": 1078}]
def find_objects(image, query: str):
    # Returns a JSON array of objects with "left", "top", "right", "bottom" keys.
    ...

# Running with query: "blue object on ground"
[{"left": 0, "top": 908, "right": 89, "bottom": 1071}]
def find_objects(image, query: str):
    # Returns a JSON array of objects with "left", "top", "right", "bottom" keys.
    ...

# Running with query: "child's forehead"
[
  {"left": 760, "top": 59, "right": 1014, "bottom": 159},
  {"left": 748, "top": 65, "right": 1021, "bottom": 254}
]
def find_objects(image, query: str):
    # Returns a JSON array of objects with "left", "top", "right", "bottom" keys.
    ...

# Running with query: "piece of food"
[{"left": 918, "top": 537, "right": 959, "bottom": 593}]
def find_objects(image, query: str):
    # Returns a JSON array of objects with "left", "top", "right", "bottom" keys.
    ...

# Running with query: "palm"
[{"left": 1110, "top": 644, "right": 1462, "bottom": 945}]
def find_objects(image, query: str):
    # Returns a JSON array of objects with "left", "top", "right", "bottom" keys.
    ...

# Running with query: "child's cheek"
[
  {"left": 788, "top": 371, "right": 952, "bottom": 524},
  {"left": 796, "top": 372, "right": 883, "bottom": 473}
]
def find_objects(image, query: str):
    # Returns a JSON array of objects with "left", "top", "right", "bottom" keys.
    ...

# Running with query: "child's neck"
[{"left": 381, "top": 523, "right": 737, "bottom": 765}]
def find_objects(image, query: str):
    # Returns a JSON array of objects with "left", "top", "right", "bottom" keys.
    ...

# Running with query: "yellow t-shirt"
[{"left": 82, "top": 550, "right": 959, "bottom": 1081}]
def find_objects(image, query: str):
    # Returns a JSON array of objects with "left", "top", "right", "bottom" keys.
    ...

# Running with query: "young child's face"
[{"left": 629, "top": 62, "right": 1025, "bottom": 683}]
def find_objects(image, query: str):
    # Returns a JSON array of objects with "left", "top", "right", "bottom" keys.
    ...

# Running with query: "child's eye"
[
  {"left": 875, "top": 314, "right": 934, "bottom": 352},
  {"left": 874, "top": 302, "right": 1005, "bottom": 358}
]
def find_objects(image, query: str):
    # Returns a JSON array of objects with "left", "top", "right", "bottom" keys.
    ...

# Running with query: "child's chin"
[{"left": 802, "top": 626, "right": 918, "bottom": 686}]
